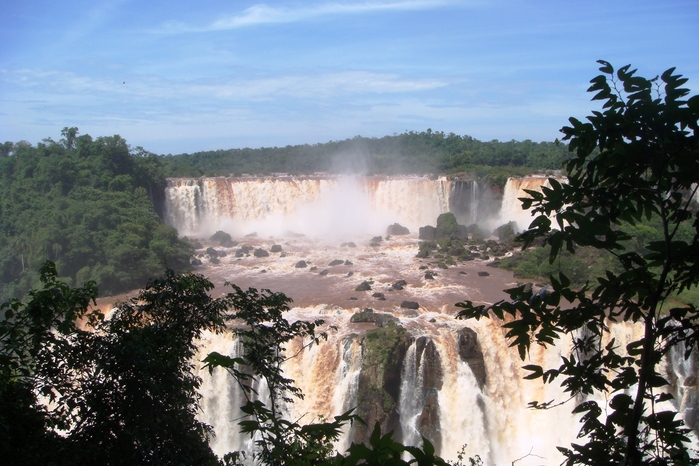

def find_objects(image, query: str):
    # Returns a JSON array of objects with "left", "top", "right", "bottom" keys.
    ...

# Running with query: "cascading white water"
[
  {"left": 165, "top": 176, "right": 454, "bottom": 238},
  {"left": 398, "top": 341, "right": 424, "bottom": 449},
  {"left": 497, "top": 177, "right": 551, "bottom": 232},
  {"left": 177, "top": 175, "right": 695, "bottom": 464}
]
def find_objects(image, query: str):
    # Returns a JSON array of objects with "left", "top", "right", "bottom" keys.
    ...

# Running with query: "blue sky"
[{"left": 2, "top": 0, "right": 698, "bottom": 155}]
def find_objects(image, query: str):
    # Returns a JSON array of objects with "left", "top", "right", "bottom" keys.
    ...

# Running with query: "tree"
[
  {"left": 0, "top": 263, "right": 225, "bottom": 465},
  {"left": 457, "top": 61, "right": 699, "bottom": 465}
]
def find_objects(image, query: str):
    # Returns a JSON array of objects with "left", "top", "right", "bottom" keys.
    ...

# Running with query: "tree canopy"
[
  {"left": 0, "top": 130, "right": 192, "bottom": 300},
  {"left": 159, "top": 132, "right": 571, "bottom": 178},
  {"left": 457, "top": 61, "right": 699, "bottom": 465}
]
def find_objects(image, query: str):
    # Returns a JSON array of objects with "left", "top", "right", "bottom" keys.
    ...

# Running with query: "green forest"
[
  {"left": 159, "top": 130, "right": 571, "bottom": 178},
  {"left": 0, "top": 130, "right": 192, "bottom": 301}
]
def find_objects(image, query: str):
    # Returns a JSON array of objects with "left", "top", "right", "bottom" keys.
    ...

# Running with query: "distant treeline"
[
  {"left": 160, "top": 130, "right": 571, "bottom": 179},
  {"left": 0, "top": 129, "right": 192, "bottom": 300}
]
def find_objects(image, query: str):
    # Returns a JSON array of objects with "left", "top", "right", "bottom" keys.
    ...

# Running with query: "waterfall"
[
  {"left": 165, "top": 176, "right": 452, "bottom": 238},
  {"left": 398, "top": 341, "right": 424, "bottom": 449},
  {"left": 165, "top": 175, "right": 563, "bottom": 239}
]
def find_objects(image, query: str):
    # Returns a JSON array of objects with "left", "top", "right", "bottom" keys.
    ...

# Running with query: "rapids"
[{"left": 162, "top": 176, "right": 696, "bottom": 465}]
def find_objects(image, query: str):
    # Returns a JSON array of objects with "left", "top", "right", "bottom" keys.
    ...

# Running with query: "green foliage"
[
  {"left": 0, "top": 263, "right": 223, "bottom": 465},
  {"left": 457, "top": 62, "right": 699, "bottom": 465},
  {"left": 0, "top": 129, "right": 192, "bottom": 300},
  {"left": 159, "top": 131, "right": 571, "bottom": 177}
]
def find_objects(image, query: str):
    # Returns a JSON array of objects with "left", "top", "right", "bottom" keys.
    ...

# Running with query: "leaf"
[{"left": 522, "top": 364, "right": 544, "bottom": 380}]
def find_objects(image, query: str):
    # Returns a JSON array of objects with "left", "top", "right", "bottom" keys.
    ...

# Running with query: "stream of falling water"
[{"left": 170, "top": 176, "right": 696, "bottom": 464}]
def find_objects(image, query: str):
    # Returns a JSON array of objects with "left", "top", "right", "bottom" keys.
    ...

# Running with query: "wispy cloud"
[
  {"left": 3, "top": 68, "right": 447, "bottom": 102},
  {"left": 155, "top": 1, "right": 458, "bottom": 33}
]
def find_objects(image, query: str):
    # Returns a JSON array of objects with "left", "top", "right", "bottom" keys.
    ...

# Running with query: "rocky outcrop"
[
  {"left": 294, "top": 260, "right": 307, "bottom": 268},
  {"left": 350, "top": 309, "right": 398, "bottom": 327},
  {"left": 328, "top": 259, "right": 344, "bottom": 266},
  {"left": 419, "top": 225, "right": 436, "bottom": 240},
  {"left": 457, "top": 327, "right": 486, "bottom": 388},
  {"left": 270, "top": 244, "right": 283, "bottom": 253},
  {"left": 386, "top": 223, "right": 410, "bottom": 235},
  {"left": 353, "top": 324, "right": 412, "bottom": 445},
  {"left": 210, "top": 230, "right": 236, "bottom": 247},
  {"left": 392, "top": 280, "right": 407, "bottom": 291},
  {"left": 400, "top": 301, "right": 420, "bottom": 310},
  {"left": 254, "top": 248, "right": 269, "bottom": 257},
  {"left": 355, "top": 281, "right": 372, "bottom": 291},
  {"left": 414, "top": 337, "right": 443, "bottom": 450}
]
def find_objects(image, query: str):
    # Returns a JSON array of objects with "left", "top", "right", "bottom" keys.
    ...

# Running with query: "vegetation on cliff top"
[
  {"left": 0, "top": 130, "right": 192, "bottom": 300},
  {"left": 159, "top": 131, "right": 571, "bottom": 179}
]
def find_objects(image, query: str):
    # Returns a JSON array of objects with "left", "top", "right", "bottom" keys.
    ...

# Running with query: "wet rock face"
[
  {"left": 387, "top": 223, "right": 410, "bottom": 235},
  {"left": 415, "top": 337, "right": 443, "bottom": 451},
  {"left": 457, "top": 327, "right": 487, "bottom": 388},
  {"left": 349, "top": 310, "right": 398, "bottom": 327},
  {"left": 419, "top": 225, "right": 437, "bottom": 241},
  {"left": 353, "top": 324, "right": 412, "bottom": 445}
]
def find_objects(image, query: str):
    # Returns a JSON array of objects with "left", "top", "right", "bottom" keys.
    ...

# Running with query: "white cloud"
[
  {"left": 2, "top": 68, "right": 447, "bottom": 102},
  {"left": 155, "top": 1, "right": 460, "bottom": 33}
]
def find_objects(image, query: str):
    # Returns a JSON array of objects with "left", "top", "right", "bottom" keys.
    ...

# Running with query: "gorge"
[{"left": 162, "top": 176, "right": 697, "bottom": 465}]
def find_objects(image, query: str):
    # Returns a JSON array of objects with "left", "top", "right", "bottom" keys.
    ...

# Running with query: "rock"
[
  {"left": 457, "top": 327, "right": 487, "bottom": 388},
  {"left": 386, "top": 223, "right": 410, "bottom": 235},
  {"left": 209, "top": 257, "right": 219, "bottom": 264},
  {"left": 414, "top": 337, "right": 444, "bottom": 448},
  {"left": 206, "top": 247, "right": 219, "bottom": 258},
  {"left": 344, "top": 260, "right": 353, "bottom": 266},
  {"left": 477, "top": 271, "right": 490, "bottom": 277},
  {"left": 295, "top": 260, "right": 307, "bottom": 268},
  {"left": 240, "top": 245, "right": 254, "bottom": 253},
  {"left": 372, "top": 292, "right": 386, "bottom": 300},
  {"left": 280, "top": 252, "right": 287, "bottom": 258},
  {"left": 210, "top": 230, "right": 236, "bottom": 247},
  {"left": 235, "top": 250, "right": 245, "bottom": 258},
  {"left": 347, "top": 242, "right": 357, "bottom": 248},
  {"left": 370, "top": 242, "right": 381, "bottom": 247},
  {"left": 349, "top": 309, "right": 399, "bottom": 327},
  {"left": 419, "top": 265, "right": 429, "bottom": 270},
  {"left": 347, "top": 297, "right": 358, "bottom": 300},
  {"left": 419, "top": 225, "right": 437, "bottom": 241},
  {"left": 459, "top": 271, "right": 467, "bottom": 275},
  {"left": 347, "top": 271, "right": 354, "bottom": 277},
  {"left": 310, "top": 266, "right": 318, "bottom": 271},
  {"left": 424, "top": 272, "right": 434, "bottom": 280},
  {"left": 494, "top": 221, "right": 518, "bottom": 241},
  {"left": 371, "top": 236, "right": 383, "bottom": 243},
  {"left": 400, "top": 301, "right": 420, "bottom": 310},
  {"left": 352, "top": 326, "right": 411, "bottom": 444},
  {"left": 260, "top": 269, "right": 266, "bottom": 273},
  {"left": 245, "top": 232, "right": 257, "bottom": 237},
  {"left": 328, "top": 259, "right": 344, "bottom": 266},
  {"left": 270, "top": 244, "right": 283, "bottom": 252},
  {"left": 319, "top": 269, "right": 329, "bottom": 276},
  {"left": 392, "top": 279, "right": 407, "bottom": 290},
  {"left": 355, "top": 281, "right": 372, "bottom": 291},
  {"left": 429, "top": 318, "right": 437, "bottom": 323},
  {"left": 190, "top": 258, "right": 202, "bottom": 266},
  {"left": 254, "top": 248, "right": 269, "bottom": 257}
]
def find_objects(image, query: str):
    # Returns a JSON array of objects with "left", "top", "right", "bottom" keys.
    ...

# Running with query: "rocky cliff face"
[
  {"left": 351, "top": 323, "right": 487, "bottom": 451},
  {"left": 352, "top": 324, "right": 412, "bottom": 444}
]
